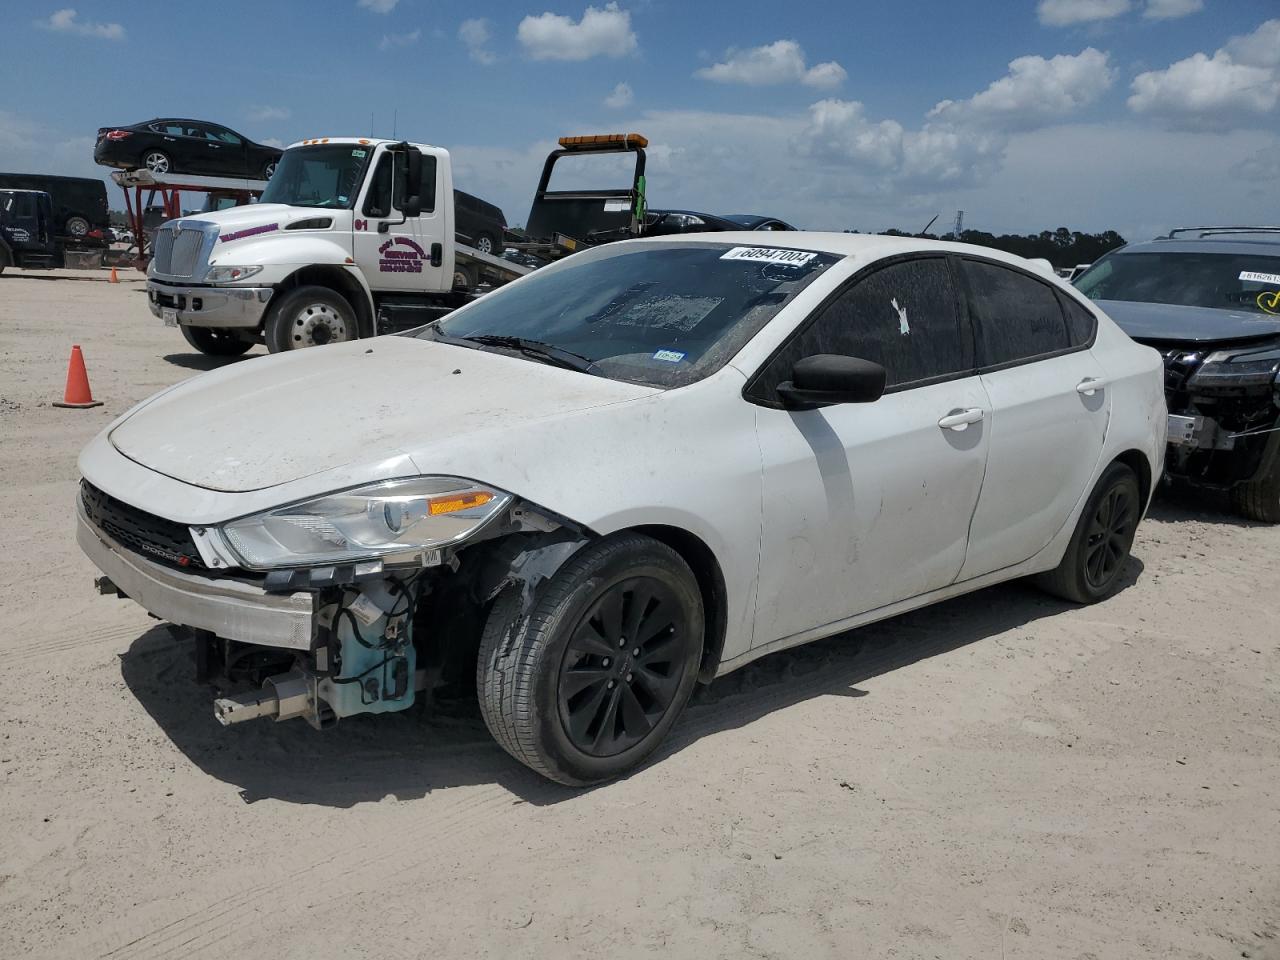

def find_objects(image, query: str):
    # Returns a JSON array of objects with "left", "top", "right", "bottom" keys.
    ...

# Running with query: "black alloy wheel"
[
  {"left": 557, "top": 577, "right": 685, "bottom": 757},
  {"left": 1083, "top": 483, "right": 1135, "bottom": 589},
  {"left": 1036, "top": 460, "right": 1141, "bottom": 604}
]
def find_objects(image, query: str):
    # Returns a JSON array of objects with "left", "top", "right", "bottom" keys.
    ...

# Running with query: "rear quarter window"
[{"left": 962, "top": 259, "right": 1071, "bottom": 367}]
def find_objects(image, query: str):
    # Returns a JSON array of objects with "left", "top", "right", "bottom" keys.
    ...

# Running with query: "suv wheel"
[
  {"left": 473, "top": 232, "right": 495, "bottom": 256},
  {"left": 1230, "top": 431, "right": 1280, "bottom": 522}
]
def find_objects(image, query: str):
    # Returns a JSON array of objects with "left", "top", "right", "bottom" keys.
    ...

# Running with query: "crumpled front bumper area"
[{"left": 77, "top": 504, "right": 314, "bottom": 650}]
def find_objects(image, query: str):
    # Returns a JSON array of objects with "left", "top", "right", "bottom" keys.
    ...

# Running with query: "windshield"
[
  {"left": 1076, "top": 251, "right": 1280, "bottom": 317},
  {"left": 258, "top": 144, "right": 371, "bottom": 209},
  {"left": 424, "top": 243, "right": 841, "bottom": 388}
]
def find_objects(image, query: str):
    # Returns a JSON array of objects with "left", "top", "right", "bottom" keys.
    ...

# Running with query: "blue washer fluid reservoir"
[{"left": 316, "top": 579, "right": 417, "bottom": 718}]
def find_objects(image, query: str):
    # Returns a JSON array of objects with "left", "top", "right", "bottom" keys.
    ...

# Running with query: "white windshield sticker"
[
  {"left": 653, "top": 349, "right": 686, "bottom": 363},
  {"left": 1240, "top": 271, "right": 1280, "bottom": 285},
  {"left": 720, "top": 246, "right": 816, "bottom": 266},
  {"left": 603, "top": 199, "right": 629, "bottom": 212}
]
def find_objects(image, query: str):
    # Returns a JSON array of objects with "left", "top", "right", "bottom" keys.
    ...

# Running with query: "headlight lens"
[
  {"left": 1187, "top": 346, "right": 1280, "bottom": 389},
  {"left": 222, "top": 477, "right": 511, "bottom": 570},
  {"left": 205, "top": 265, "right": 264, "bottom": 283}
]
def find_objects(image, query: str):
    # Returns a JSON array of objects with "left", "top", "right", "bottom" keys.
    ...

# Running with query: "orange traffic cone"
[
  {"left": 109, "top": 266, "right": 119, "bottom": 283},
  {"left": 53, "top": 345, "right": 103, "bottom": 409}
]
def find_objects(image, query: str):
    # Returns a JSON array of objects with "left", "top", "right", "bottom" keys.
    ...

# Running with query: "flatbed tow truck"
[{"left": 142, "top": 133, "right": 652, "bottom": 354}]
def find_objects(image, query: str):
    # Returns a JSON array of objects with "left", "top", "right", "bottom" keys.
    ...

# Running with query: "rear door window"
[
  {"left": 961, "top": 259, "right": 1071, "bottom": 367},
  {"left": 748, "top": 256, "right": 973, "bottom": 401}
]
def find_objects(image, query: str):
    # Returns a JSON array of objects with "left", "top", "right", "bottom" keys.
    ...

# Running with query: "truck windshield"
[
  {"left": 423, "top": 243, "right": 841, "bottom": 388},
  {"left": 1076, "top": 252, "right": 1280, "bottom": 316},
  {"left": 258, "top": 145, "right": 371, "bottom": 210}
]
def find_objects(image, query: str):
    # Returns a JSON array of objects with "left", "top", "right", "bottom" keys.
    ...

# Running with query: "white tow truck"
[{"left": 145, "top": 133, "right": 652, "bottom": 355}]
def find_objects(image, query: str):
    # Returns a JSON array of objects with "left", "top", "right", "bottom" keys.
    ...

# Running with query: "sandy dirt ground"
[{"left": 0, "top": 268, "right": 1277, "bottom": 960}]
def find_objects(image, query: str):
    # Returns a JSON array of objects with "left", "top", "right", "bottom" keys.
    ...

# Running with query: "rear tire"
[
  {"left": 1230, "top": 433, "right": 1280, "bottom": 522},
  {"left": 141, "top": 150, "right": 171, "bottom": 174},
  {"left": 262, "top": 160, "right": 277, "bottom": 180},
  {"left": 1036, "top": 461, "right": 1140, "bottom": 604},
  {"left": 264, "top": 285, "right": 358, "bottom": 352},
  {"left": 477, "top": 533, "right": 704, "bottom": 786},
  {"left": 180, "top": 325, "right": 254, "bottom": 356},
  {"left": 473, "top": 232, "right": 496, "bottom": 256}
]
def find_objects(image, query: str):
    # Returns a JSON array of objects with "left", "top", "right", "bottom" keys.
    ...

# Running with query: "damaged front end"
[
  {"left": 1148, "top": 340, "right": 1280, "bottom": 489},
  {"left": 78, "top": 477, "right": 591, "bottom": 729}
]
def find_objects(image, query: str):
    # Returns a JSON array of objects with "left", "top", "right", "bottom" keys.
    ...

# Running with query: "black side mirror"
[
  {"left": 403, "top": 148, "right": 423, "bottom": 218},
  {"left": 776, "top": 355, "right": 887, "bottom": 409}
]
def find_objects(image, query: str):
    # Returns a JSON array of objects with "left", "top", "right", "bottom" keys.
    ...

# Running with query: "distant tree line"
[{"left": 871, "top": 226, "right": 1126, "bottom": 268}]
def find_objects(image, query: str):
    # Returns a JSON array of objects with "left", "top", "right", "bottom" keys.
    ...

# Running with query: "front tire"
[
  {"left": 477, "top": 533, "right": 705, "bottom": 786},
  {"left": 180, "top": 325, "right": 254, "bottom": 356},
  {"left": 264, "top": 285, "right": 358, "bottom": 352},
  {"left": 1036, "top": 461, "right": 1140, "bottom": 604},
  {"left": 473, "top": 232, "right": 496, "bottom": 256},
  {"left": 1230, "top": 431, "right": 1280, "bottom": 522}
]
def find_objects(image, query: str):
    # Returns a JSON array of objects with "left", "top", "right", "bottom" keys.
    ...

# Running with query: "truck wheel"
[
  {"left": 142, "top": 150, "right": 171, "bottom": 174},
  {"left": 1230, "top": 432, "right": 1280, "bottom": 522},
  {"left": 264, "top": 286, "right": 358, "bottom": 352},
  {"left": 452, "top": 262, "right": 477, "bottom": 292},
  {"left": 477, "top": 533, "right": 704, "bottom": 786},
  {"left": 1036, "top": 461, "right": 1140, "bottom": 604},
  {"left": 65, "top": 216, "right": 90, "bottom": 237},
  {"left": 181, "top": 325, "right": 254, "bottom": 356}
]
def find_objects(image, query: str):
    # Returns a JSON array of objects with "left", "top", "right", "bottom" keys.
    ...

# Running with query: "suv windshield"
[
  {"left": 1076, "top": 251, "right": 1280, "bottom": 317},
  {"left": 423, "top": 243, "right": 840, "bottom": 388},
  {"left": 259, "top": 145, "right": 371, "bottom": 209}
]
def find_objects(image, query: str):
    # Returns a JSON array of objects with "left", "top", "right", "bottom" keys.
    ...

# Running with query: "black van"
[
  {"left": 454, "top": 190, "right": 507, "bottom": 256},
  {"left": 0, "top": 173, "right": 109, "bottom": 239}
]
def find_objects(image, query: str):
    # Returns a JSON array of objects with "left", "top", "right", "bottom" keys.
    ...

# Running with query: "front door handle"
[
  {"left": 1076, "top": 377, "right": 1108, "bottom": 396},
  {"left": 938, "top": 408, "right": 985, "bottom": 431}
]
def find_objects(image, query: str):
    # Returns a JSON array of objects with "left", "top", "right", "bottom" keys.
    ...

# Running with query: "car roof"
[
  {"left": 620, "top": 231, "right": 1061, "bottom": 275},
  {"left": 1113, "top": 235, "right": 1280, "bottom": 257}
]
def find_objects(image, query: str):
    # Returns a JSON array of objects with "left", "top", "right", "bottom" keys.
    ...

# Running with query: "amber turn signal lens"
[{"left": 427, "top": 491, "right": 495, "bottom": 516}]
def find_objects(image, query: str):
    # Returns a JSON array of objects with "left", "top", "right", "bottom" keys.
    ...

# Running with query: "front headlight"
[
  {"left": 1187, "top": 346, "right": 1280, "bottom": 389},
  {"left": 205, "top": 265, "right": 264, "bottom": 283},
  {"left": 222, "top": 477, "right": 511, "bottom": 570}
]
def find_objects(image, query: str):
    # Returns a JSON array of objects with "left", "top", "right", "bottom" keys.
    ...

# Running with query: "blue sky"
[{"left": 2, "top": 1, "right": 1277, "bottom": 239}]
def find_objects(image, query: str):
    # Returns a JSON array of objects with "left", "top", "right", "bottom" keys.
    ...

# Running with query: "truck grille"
[
  {"left": 80, "top": 481, "right": 207, "bottom": 572},
  {"left": 151, "top": 222, "right": 212, "bottom": 279}
]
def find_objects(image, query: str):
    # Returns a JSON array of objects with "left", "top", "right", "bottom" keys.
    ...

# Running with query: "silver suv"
[{"left": 1076, "top": 227, "right": 1280, "bottom": 521}]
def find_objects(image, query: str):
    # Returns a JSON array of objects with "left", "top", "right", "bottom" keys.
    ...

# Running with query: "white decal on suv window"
[{"left": 1240, "top": 271, "right": 1280, "bottom": 285}]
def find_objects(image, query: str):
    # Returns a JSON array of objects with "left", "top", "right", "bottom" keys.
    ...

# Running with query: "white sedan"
[{"left": 77, "top": 234, "right": 1166, "bottom": 785}]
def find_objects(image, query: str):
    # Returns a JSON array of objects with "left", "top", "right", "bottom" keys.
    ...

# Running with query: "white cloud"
[
  {"left": 1224, "top": 18, "right": 1280, "bottom": 69},
  {"left": 1037, "top": 0, "right": 1131, "bottom": 26},
  {"left": 695, "top": 40, "right": 846, "bottom": 89},
  {"left": 358, "top": 0, "right": 399, "bottom": 12},
  {"left": 260, "top": 137, "right": 285, "bottom": 149},
  {"left": 517, "top": 3, "right": 637, "bottom": 61},
  {"left": 379, "top": 28, "right": 421, "bottom": 50},
  {"left": 929, "top": 48, "right": 1114, "bottom": 130},
  {"left": 39, "top": 8, "right": 125, "bottom": 40},
  {"left": 459, "top": 18, "right": 496, "bottom": 64},
  {"left": 1129, "top": 20, "right": 1280, "bottom": 128},
  {"left": 604, "top": 81, "right": 634, "bottom": 108},
  {"left": 1143, "top": 0, "right": 1203, "bottom": 20},
  {"left": 247, "top": 105, "right": 290, "bottom": 122}
]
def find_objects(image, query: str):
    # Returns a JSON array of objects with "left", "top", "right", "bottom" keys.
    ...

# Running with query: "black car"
[
  {"left": 1076, "top": 227, "right": 1280, "bottom": 521},
  {"left": 454, "top": 189, "right": 507, "bottom": 255},
  {"left": 644, "top": 209, "right": 796, "bottom": 237},
  {"left": 94, "top": 119, "right": 283, "bottom": 181},
  {"left": 0, "top": 173, "right": 108, "bottom": 238}
]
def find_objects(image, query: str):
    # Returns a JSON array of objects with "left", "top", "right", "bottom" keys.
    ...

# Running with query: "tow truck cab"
[
  {"left": 0, "top": 189, "right": 63, "bottom": 272},
  {"left": 143, "top": 134, "right": 649, "bottom": 355}
]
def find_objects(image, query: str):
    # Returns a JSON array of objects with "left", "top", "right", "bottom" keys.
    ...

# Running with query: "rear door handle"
[
  {"left": 1076, "top": 377, "right": 1108, "bottom": 395},
  {"left": 938, "top": 408, "right": 985, "bottom": 430}
]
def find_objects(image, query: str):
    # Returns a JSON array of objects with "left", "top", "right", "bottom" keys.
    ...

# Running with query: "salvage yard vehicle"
[
  {"left": 0, "top": 172, "right": 109, "bottom": 238},
  {"left": 0, "top": 189, "right": 64, "bottom": 272},
  {"left": 143, "top": 136, "right": 534, "bottom": 356},
  {"left": 78, "top": 234, "right": 1165, "bottom": 785},
  {"left": 1076, "top": 227, "right": 1280, "bottom": 521},
  {"left": 95, "top": 119, "right": 283, "bottom": 180}
]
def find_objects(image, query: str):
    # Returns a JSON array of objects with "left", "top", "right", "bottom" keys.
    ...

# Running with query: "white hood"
[{"left": 108, "top": 338, "right": 657, "bottom": 493}]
